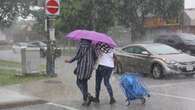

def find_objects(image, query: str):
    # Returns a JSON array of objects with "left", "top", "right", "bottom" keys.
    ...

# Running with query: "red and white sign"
[{"left": 45, "top": 0, "right": 60, "bottom": 15}]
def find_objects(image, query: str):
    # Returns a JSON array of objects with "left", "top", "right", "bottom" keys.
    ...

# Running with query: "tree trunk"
[{"left": 131, "top": 23, "right": 145, "bottom": 42}]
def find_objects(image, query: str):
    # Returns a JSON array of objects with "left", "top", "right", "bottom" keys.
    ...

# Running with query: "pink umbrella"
[{"left": 65, "top": 29, "right": 117, "bottom": 47}]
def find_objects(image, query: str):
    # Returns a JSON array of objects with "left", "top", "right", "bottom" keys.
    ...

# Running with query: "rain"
[{"left": 1, "top": 0, "right": 195, "bottom": 110}]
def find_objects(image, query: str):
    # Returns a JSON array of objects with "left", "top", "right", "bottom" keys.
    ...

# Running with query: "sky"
[{"left": 185, "top": 0, "right": 195, "bottom": 9}]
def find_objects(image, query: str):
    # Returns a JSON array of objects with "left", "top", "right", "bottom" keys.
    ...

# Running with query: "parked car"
[
  {"left": 154, "top": 32, "right": 195, "bottom": 55},
  {"left": 115, "top": 43, "right": 195, "bottom": 79},
  {"left": 12, "top": 41, "right": 62, "bottom": 58},
  {"left": 12, "top": 42, "right": 35, "bottom": 53},
  {"left": 28, "top": 41, "right": 48, "bottom": 57},
  {"left": 28, "top": 41, "right": 47, "bottom": 49}
]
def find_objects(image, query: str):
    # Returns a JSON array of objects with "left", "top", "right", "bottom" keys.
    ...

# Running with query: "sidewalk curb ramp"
[{"left": 0, "top": 89, "right": 47, "bottom": 109}]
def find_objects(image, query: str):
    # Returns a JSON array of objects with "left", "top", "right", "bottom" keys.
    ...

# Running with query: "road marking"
[
  {"left": 152, "top": 92, "right": 195, "bottom": 102},
  {"left": 148, "top": 80, "right": 195, "bottom": 88},
  {"left": 47, "top": 103, "right": 79, "bottom": 110}
]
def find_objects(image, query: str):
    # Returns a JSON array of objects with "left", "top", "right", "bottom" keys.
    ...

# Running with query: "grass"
[
  {"left": 0, "top": 68, "right": 47, "bottom": 86},
  {"left": 0, "top": 60, "right": 21, "bottom": 68},
  {"left": 62, "top": 48, "right": 76, "bottom": 56}
]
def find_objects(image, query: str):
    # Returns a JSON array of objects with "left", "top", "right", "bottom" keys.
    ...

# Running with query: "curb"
[
  {"left": 0, "top": 88, "right": 48, "bottom": 109},
  {"left": 0, "top": 99, "right": 47, "bottom": 109}
]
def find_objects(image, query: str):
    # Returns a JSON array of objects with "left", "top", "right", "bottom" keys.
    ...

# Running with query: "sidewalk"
[
  {"left": 0, "top": 57, "right": 124, "bottom": 109},
  {"left": 0, "top": 88, "right": 46, "bottom": 109},
  {"left": 0, "top": 59, "right": 81, "bottom": 108}
]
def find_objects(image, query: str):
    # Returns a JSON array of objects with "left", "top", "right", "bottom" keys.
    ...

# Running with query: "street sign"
[{"left": 45, "top": 0, "right": 60, "bottom": 15}]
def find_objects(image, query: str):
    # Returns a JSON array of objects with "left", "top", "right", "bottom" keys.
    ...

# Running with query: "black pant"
[
  {"left": 76, "top": 78, "right": 88, "bottom": 101},
  {"left": 95, "top": 65, "right": 114, "bottom": 99}
]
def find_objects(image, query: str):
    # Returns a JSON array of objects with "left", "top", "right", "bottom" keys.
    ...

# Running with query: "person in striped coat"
[{"left": 65, "top": 39, "right": 97, "bottom": 106}]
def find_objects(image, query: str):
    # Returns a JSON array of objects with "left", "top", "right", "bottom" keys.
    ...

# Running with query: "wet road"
[
  {"left": 4, "top": 76, "right": 195, "bottom": 110},
  {"left": 0, "top": 50, "right": 21, "bottom": 62},
  {"left": 1, "top": 49, "right": 195, "bottom": 110}
]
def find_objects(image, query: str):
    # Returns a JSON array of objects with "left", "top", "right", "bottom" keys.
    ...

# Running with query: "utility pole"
[
  {"left": 46, "top": 16, "right": 57, "bottom": 76},
  {"left": 45, "top": 0, "right": 60, "bottom": 77}
]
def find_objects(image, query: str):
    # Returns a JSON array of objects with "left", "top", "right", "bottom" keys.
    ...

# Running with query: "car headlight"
[
  {"left": 44, "top": 47, "right": 47, "bottom": 50},
  {"left": 162, "top": 58, "right": 178, "bottom": 65}
]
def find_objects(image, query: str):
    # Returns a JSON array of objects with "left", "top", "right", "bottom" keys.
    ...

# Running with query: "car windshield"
[
  {"left": 28, "top": 41, "right": 47, "bottom": 47},
  {"left": 179, "top": 33, "right": 195, "bottom": 44},
  {"left": 145, "top": 44, "right": 180, "bottom": 55},
  {"left": 15, "top": 43, "right": 28, "bottom": 47}
]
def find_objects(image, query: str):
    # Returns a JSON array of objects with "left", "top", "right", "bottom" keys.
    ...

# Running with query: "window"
[
  {"left": 122, "top": 47, "right": 134, "bottom": 53},
  {"left": 133, "top": 47, "right": 147, "bottom": 54},
  {"left": 171, "top": 35, "right": 182, "bottom": 44},
  {"left": 145, "top": 44, "right": 180, "bottom": 55},
  {"left": 123, "top": 46, "right": 147, "bottom": 54},
  {"left": 155, "top": 35, "right": 169, "bottom": 43}
]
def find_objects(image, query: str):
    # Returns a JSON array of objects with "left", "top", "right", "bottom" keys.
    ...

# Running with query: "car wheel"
[
  {"left": 152, "top": 63, "right": 164, "bottom": 79},
  {"left": 40, "top": 49, "right": 46, "bottom": 57},
  {"left": 185, "top": 50, "right": 191, "bottom": 55},
  {"left": 116, "top": 62, "right": 123, "bottom": 74},
  {"left": 141, "top": 98, "right": 146, "bottom": 104},
  {"left": 185, "top": 73, "right": 194, "bottom": 77}
]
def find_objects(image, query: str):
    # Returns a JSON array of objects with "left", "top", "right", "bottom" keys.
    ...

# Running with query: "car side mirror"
[
  {"left": 168, "top": 39, "right": 174, "bottom": 43},
  {"left": 178, "top": 49, "right": 183, "bottom": 53},
  {"left": 141, "top": 51, "right": 150, "bottom": 55}
]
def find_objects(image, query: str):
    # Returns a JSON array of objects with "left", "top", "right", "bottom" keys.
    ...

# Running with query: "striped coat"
[{"left": 70, "top": 43, "right": 97, "bottom": 80}]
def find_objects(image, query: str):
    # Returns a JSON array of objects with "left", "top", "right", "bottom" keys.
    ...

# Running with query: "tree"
[
  {"left": 30, "top": 8, "right": 45, "bottom": 35},
  {"left": 55, "top": 0, "right": 82, "bottom": 33},
  {"left": 152, "top": 0, "right": 184, "bottom": 20},
  {"left": 56, "top": 0, "right": 116, "bottom": 34},
  {"left": 117, "top": 0, "right": 184, "bottom": 42},
  {"left": 93, "top": 0, "right": 116, "bottom": 32},
  {"left": 0, "top": 0, "right": 32, "bottom": 29}
]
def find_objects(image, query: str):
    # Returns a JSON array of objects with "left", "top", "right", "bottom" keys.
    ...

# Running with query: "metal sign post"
[
  {"left": 46, "top": 17, "right": 56, "bottom": 76},
  {"left": 45, "top": 0, "right": 60, "bottom": 77}
]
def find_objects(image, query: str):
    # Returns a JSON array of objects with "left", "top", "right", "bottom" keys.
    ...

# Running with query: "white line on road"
[
  {"left": 148, "top": 80, "right": 195, "bottom": 88},
  {"left": 152, "top": 92, "right": 195, "bottom": 102},
  {"left": 47, "top": 102, "right": 79, "bottom": 110}
]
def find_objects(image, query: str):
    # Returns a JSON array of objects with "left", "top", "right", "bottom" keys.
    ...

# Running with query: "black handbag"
[{"left": 73, "top": 68, "right": 77, "bottom": 75}]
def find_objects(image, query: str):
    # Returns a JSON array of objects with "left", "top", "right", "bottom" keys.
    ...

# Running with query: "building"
[
  {"left": 143, "top": 15, "right": 181, "bottom": 40},
  {"left": 183, "top": 8, "right": 195, "bottom": 34},
  {"left": 144, "top": 16, "right": 180, "bottom": 32}
]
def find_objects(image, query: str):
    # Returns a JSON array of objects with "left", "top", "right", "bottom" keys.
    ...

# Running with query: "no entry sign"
[{"left": 45, "top": 0, "right": 60, "bottom": 15}]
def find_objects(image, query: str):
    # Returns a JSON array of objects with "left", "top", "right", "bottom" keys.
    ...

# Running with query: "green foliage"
[
  {"left": 0, "top": 60, "right": 20, "bottom": 68},
  {"left": 93, "top": 0, "right": 116, "bottom": 32},
  {"left": 56, "top": 0, "right": 81, "bottom": 33},
  {"left": 31, "top": 9, "right": 45, "bottom": 34},
  {"left": 0, "top": 69, "right": 47, "bottom": 86},
  {"left": 152, "top": 0, "right": 184, "bottom": 20},
  {"left": 116, "top": 0, "right": 184, "bottom": 41},
  {"left": 57, "top": 0, "right": 183, "bottom": 41},
  {"left": 0, "top": 0, "right": 32, "bottom": 28},
  {"left": 0, "top": 0, "right": 183, "bottom": 42},
  {"left": 56, "top": 0, "right": 116, "bottom": 34}
]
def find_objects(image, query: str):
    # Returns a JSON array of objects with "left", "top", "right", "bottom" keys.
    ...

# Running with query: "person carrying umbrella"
[
  {"left": 65, "top": 39, "right": 97, "bottom": 106},
  {"left": 65, "top": 30, "right": 117, "bottom": 105}
]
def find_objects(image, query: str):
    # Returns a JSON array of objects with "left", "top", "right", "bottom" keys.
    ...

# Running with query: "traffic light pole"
[{"left": 46, "top": 16, "right": 57, "bottom": 77}]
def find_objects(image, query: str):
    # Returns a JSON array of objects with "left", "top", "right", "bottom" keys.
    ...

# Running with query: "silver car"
[
  {"left": 12, "top": 41, "right": 48, "bottom": 58},
  {"left": 115, "top": 43, "right": 195, "bottom": 79}
]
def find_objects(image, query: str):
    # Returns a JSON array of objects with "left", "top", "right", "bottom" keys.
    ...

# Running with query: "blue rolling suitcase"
[{"left": 120, "top": 73, "right": 150, "bottom": 105}]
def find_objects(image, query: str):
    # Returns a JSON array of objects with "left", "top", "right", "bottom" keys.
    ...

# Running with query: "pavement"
[
  {"left": 1, "top": 56, "right": 195, "bottom": 110},
  {"left": 0, "top": 88, "right": 46, "bottom": 109},
  {"left": 0, "top": 56, "right": 78, "bottom": 109}
]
